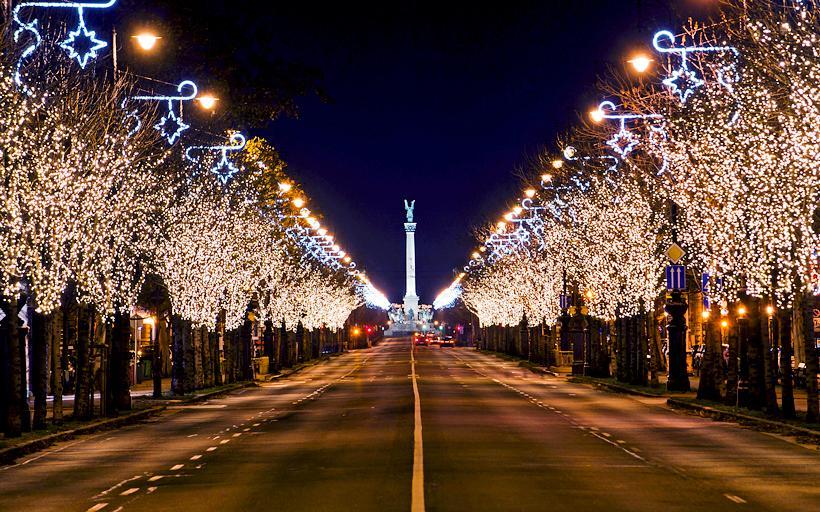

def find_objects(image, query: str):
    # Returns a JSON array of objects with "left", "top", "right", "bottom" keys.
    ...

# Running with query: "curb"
[
  {"left": 0, "top": 381, "right": 254, "bottom": 466},
  {"left": 567, "top": 377, "right": 666, "bottom": 398},
  {"left": 666, "top": 398, "right": 820, "bottom": 441}
]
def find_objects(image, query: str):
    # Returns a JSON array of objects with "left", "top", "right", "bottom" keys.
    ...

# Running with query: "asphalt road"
[{"left": 1, "top": 338, "right": 818, "bottom": 512}]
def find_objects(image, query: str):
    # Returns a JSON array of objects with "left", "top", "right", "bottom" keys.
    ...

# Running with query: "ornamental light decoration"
[
  {"left": 652, "top": 29, "right": 739, "bottom": 103},
  {"left": 592, "top": 100, "right": 663, "bottom": 159},
  {"left": 12, "top": 1, "right": 116, "bottom": 89},
  {"left": 132, "top": 80, "right": 199, "bottom": 145},
  {"left": 185, "top": 132, "right": 248, "bottom": 184}
]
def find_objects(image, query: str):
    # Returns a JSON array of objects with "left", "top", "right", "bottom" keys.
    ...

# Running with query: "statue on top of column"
[{"left": 404, "top": 199, "right": 415, "bottom": 222}]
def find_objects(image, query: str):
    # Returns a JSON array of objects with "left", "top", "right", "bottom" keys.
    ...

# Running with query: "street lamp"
[
  {"left": 292, "top": 197, "right": 305, "bottom": 208},
  {"left": 589, "top": 108, "right": 605, "bottom": 123},
  {"left": 197, "top": 94, "right": 218, "bottom": 110},
  {"left": 628, "top": 53, "right": 653, "bottom": 73},
  {"left": 133, "top": 32, "right": 161, "bottom": 51}
]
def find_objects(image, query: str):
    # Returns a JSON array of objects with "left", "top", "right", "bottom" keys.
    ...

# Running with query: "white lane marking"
[
  {"left": 410, "top": 341, "right": 425, "bottom": 512},
  {"left": 187, "top": 434, "right": 198, "bottom": 438},
  {"left": 146, "top": 487, "right": 158, "bottom": 494},
  {"left": 148, "top": 476, "right": 163, "bottom": 482},
  {"left": 190, "top": 455, "right": 202, "bottom": 461},
  {"left": 92, "top": 475, "right": 143, "bottom": 499},
  {"left": 724, "top": 494, "right": 747, "bottom": 504},
  {"left": 86, "top": 504, "right": 108, "bottom": 512},
  {"left": 170, "top": 464, "right": 184, "bottom": 471},
  {"left": 220, "top": 439, "right": 231, "bottom": 444},
  {"left": 119, "top": 488, "right": 139, "bottom": 496},
  {"left": 206, "top": 446, "right": 217, "bottom": 452}
]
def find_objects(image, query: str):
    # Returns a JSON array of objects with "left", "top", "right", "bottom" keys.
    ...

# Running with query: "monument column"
[{"left": 403, "top": 222, "right": 420, "bottom": 316}]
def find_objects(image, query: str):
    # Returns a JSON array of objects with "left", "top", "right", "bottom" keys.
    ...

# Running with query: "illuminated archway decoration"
[
  {"left": 12, "top": 1, "right": 116, "bottom": 88},
  {"left": 185, "top": 133, "right": 247, "bottom": 184},
  {"left": 132, "top": 80, "right": 198, "bottom": 145},
  {"left": 652, "top": 30, "right": 738, "bottom": 103}
]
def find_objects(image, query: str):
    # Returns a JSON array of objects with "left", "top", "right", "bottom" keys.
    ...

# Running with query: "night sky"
[{"left": 120, "top": 1, "right": 716, "bottom": 302}]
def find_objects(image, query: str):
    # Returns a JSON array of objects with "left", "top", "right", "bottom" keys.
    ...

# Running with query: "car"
[
  {"left": 440, "top": 335, "right": 455, "bottom": 348},
  {"left": 414, "top": 334, "right": 429, "bottom": 346}
]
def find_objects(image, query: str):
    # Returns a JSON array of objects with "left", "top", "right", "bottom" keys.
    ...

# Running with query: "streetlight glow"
[
  {"left": 292, "top": 198, "right": 305, "bottom": 208},
  {"left": 197, "top": 95, "right": 218, "bottom": 110},
  {"left": 133, "top": 33, "right": 160, "bottom": 51},
  {"left": 525, "top": 188, "right": 536, "bottom": 198},
  {"left": 278, "top": 182, "right": 292, "bottom": 193},
  {"left": 628, "top": 54, "right": 653, "bottom": 73},
  {"left": 589, "top": 109, "right": 605, "bottom": 123}
]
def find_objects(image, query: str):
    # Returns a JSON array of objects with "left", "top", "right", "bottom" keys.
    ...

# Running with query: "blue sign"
[
  {"left": 666, "top": 265, "right": 686, "bottom": 291},
  {"left": 559, "top": 294, "right": 572, "bottom": 310}
]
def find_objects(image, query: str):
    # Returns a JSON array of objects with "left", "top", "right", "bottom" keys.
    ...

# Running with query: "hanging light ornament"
[
  {"left": 12, "top": 1, "right": 117, "bottom": 88},
  {"left": 131, "top": 80, "right": 198, "bottom": 145}
]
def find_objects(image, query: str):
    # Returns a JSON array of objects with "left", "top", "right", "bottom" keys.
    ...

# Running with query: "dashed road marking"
[
  {"left": 119, "top": 488, "right": 139, "bottom": 496},
  {"left": 724, "top": 494, "right": 747, "bottom": 504},
  {"left": 86, "top": 504, "right": 108, "bottom": 512},
  {"left": 170, "top": 464, "right": 184, "bottom": 471}
]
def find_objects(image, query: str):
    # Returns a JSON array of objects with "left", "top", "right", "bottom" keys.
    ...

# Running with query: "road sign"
[
  {"left": 559, "top": 293, "right": 571, "bottom": 310},
  {"left": 666, "top": 243, "right": 685, "bottom": 264},
  {"left": 666, "top": 265, "right": 686, "bottom": 291}
]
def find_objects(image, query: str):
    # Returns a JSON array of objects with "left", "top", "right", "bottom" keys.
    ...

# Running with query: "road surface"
[{"left": 1, "top": 338, "right": 817, "bottom": 511}]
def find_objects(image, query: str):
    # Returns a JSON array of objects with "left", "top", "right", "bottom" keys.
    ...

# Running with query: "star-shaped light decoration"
[
  {"left": 58, "top": 10, "right": 107, "bottom": 69},
  {"left": 211, "top": 154, "right": 241, "bottom": 185},
  {"left": 662, "top": 67, "right": 705, "bottom": 104},
  {"left": 154, "top": 109, "right": 189, "bottom": 145},
  {"left": 606, "top": 127, "right": 640, "bottom": 158}
]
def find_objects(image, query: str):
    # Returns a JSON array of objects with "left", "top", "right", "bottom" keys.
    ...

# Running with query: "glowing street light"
[
  {"left": 278, "top": 182, "right": 292, "bottom": 193},
  {"left": 524, "top": 188, "right": 536, "bottom": 198},
  {"left": 628, "top": 53, "right": 653, "bottom": 73},
  {"left": 133, "top": 32, "right": 161, "bottom": 51},
  {"left": 292, "top": 197, "right": 305, "bottom": 208},
  {"left": 589, "top": 108, "right": 605, "bottom": 123},
  {"left": 197, "top": 94, "right": 218, "bottom": 110},
  {"left": 551, "top": 159, "right": 564, "bottom": 169}
]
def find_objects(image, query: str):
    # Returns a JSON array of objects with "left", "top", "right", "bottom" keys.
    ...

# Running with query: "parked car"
[{"left": 440, "top": 335, "right": 455, "bottom": 348}]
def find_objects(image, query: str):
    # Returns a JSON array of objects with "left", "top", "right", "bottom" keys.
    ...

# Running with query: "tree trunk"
[
  {"left": 51, "top": 307, "right": 63, "bottom": 424},
  {"left": 171, "top": 314, "right": 186, "bottom": 395},
  {"left": 183, "top": 320, "right": 195, "bottom": 392},
  {"left": 725, "top": 309, "right": 739, "bottom": 407},
  {"left": 110, "top": 310, "right": 132, "bottom": 411},
  {"left": 73, "top": 304, "right": 95, "bottom": 420},
  {"left": 697, "top": 317, "right": 722, "bottom": 402},
  {"left": 778, "top": 309, "right": 795, "bottom": 418},
  {"left": 761, "top": 304, "right": 780, "bottom": 417},
  {"left": 745, "top": 299, "right": 766, "bottom": 410},
  {"left": 30, "top": 310, "right": 48, "bottom": 430},
  {"left": 2, "top": 296, "right": 22, "bottom": 437},
  {"left": 240, "top": 316, "right": 253, "bottom": 380},
  {"left": 803, "top": 293, "right": 818, "bottom": 423}
]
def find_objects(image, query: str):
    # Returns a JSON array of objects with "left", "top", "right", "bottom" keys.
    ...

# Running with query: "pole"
[
  {"left": 112, "top": 27, "right": 118, "bottom": 76},
  {"left": 665, "top": 291, "right": 690, "bottom": 391}
]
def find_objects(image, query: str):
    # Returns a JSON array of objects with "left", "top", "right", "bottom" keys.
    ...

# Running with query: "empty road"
[{"left": 1, "top": 338, "right": 817, "bottom": 511}]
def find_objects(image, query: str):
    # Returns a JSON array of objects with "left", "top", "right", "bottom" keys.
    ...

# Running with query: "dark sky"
[{"left": 116, "top": 1, "right": 715, "bottom": 302}]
